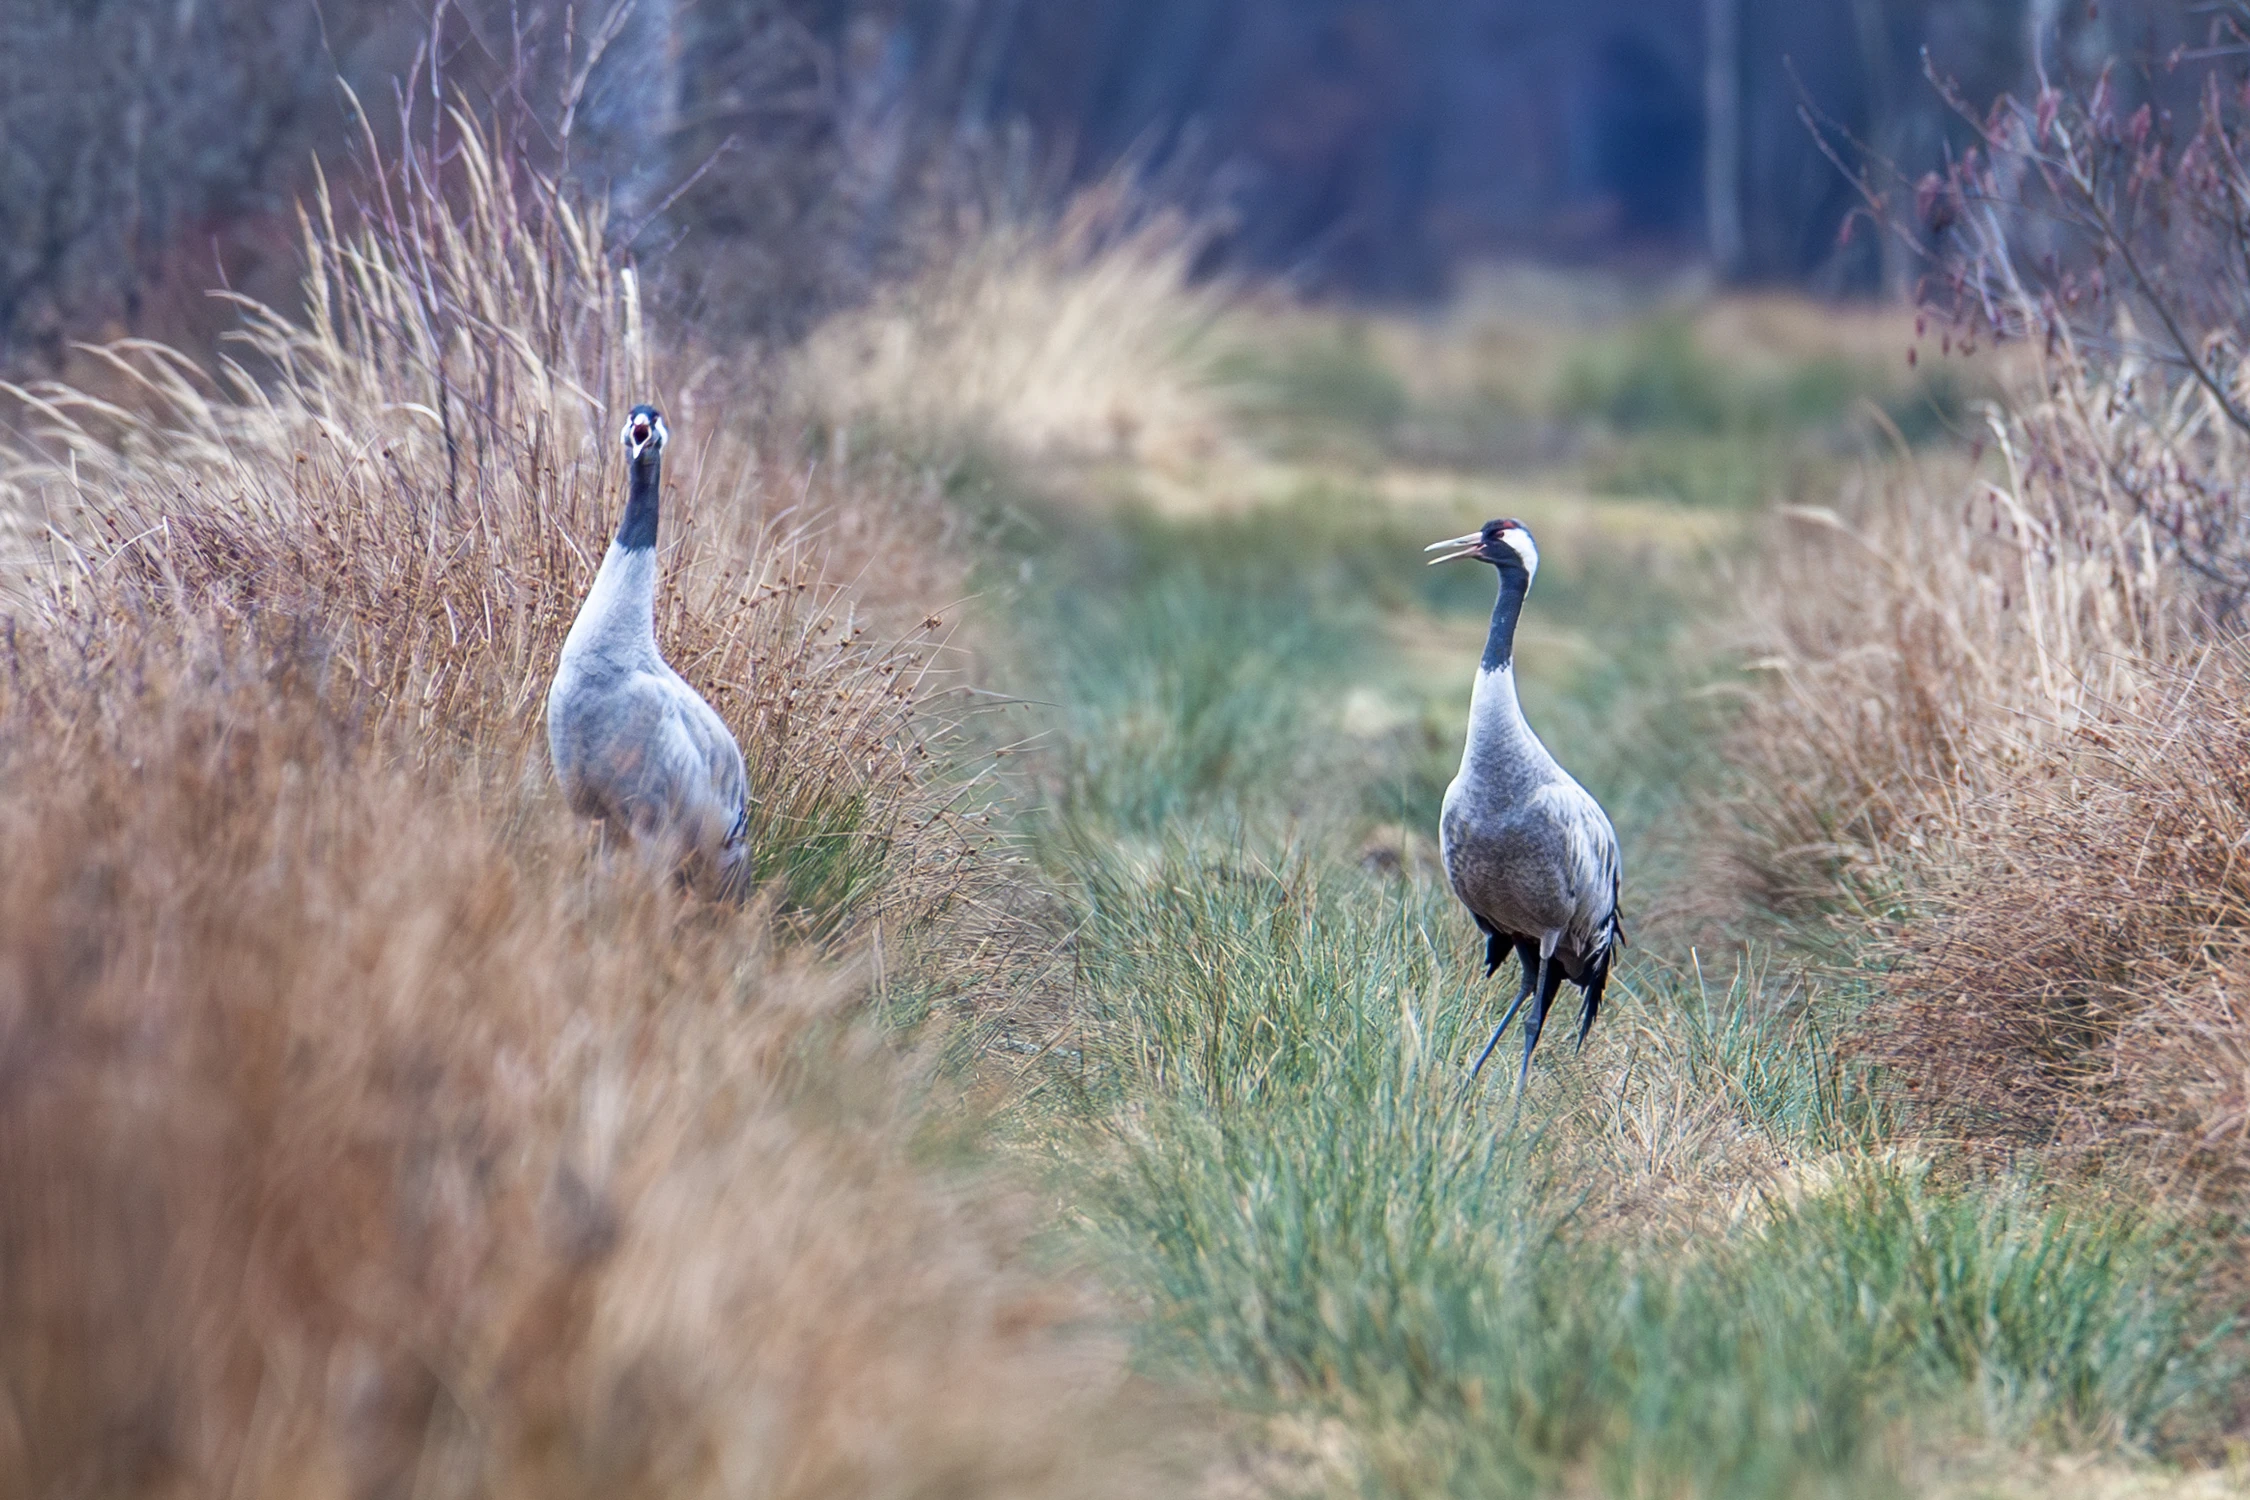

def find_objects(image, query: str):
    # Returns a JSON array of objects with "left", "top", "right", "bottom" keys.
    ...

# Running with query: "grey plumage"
[
  {"left": 548, "top": 405, "right": 750, "bottom": 890},
  {"left": 1427, "top": 518, "right": 1623, "bottom": 1091}
]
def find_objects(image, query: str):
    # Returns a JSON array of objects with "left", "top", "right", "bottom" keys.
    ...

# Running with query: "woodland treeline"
[{"left": 0, "top": 0, "right": 2218, "bottom": 363}]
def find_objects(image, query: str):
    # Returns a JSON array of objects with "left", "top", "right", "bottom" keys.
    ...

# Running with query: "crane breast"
[
  {"left": 549, "top": 666, "right": 745, "bottom": 861},
  {"left": 1440, "top": 776, "right": 1618, "bottom": 957}
]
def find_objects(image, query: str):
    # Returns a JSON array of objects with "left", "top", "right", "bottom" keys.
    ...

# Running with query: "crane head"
[
  {"left": 622, "top": 404, "right": 669, "bottom": 465},
  {"left": 1424, "top": 518, "right": 1539, "bottom": 579}
]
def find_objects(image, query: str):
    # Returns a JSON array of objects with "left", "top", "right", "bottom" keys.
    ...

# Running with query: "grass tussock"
[
  {"left": 1, "top": 115, "right": 986, "bottom": 930},
  {"left": 1863, "top": 653, "right": 2250, "bottom": 1181},
  {"left": 1716, "top": 258, "right": 2250, "bottom": 1221},
  {"left": 1050, "top": 840, "right": 2228, "bottom": 1498},
  {"left": 0, "top": 627, "right": 1129, "bottom": 1498},
  {"left": 790, "top": 186, "right": 1226, "bottom": 471},
  {"left": 0, "top": 113, "right": 1132, "bottom": 1493},
  {"left": 1715, "top": 387, "right": 2185, "bottom": 916}
]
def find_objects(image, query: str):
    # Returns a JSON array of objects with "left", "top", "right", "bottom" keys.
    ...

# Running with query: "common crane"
[
  {"left": 548, "top": 404, "right": 749, "bottom": 891},
  {"left": 1426, "top": 518, "right": 1622, "bottom": 1091}
]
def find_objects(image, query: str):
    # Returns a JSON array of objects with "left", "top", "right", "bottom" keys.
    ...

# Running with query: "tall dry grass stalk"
[
  {"left": 0, "top": 624, "right": 1135, "bottom": 1498},
  {"left": 790, "top": 184, "right": 1226, "bottom": 471},
  {"left": 0, "top": 111, "right": 990, "bottom": 932},
  {"left": 1717, "top": 338, "right": 2209, "bottom": 915},
  {"left": 1721, "top": 302, "right": 2250, "bottom": 1193},
  {"left": 0, "top": 113, "right": 1136, "bottom": 1491}
]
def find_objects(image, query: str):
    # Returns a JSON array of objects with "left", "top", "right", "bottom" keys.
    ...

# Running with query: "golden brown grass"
[
  {"left": 1717, "top": 307, "right": 2250, "bottom": 1199},
  {"left": 0, "top": 114, "right": 1144, "bottom": 1495},
  {"left": 1855, "top": 651, "right": 2250, "bottom": 1184},
  {"left": 788, "top": 184, "right": 1226, "bottom": 473},
  {"left": 0, "top": 626, "right": 1131, "bottom": 1498},
  {"left": 1715, "top": 374, "right": 2189, "bottom": 915}
]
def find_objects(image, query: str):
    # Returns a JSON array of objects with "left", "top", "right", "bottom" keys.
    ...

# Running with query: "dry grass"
[
  {"left": 0, "top": 113, "right": 1144, "bottom": 1494},
  {"left": 1714, "top": 362, "right": 2192, "bottom": 915},
  {"left": 789, "top": 183, "right": 1227, "bottom": 473},
  {"left": 1717, "top": 300, "right": 2250, "bottom": 1200},
  {"left": 1856, "top": 652, "right": 2250, "bottom": 1184},
  {"left": 0, "top": 626, "right": 1131, "bottom": 1498}
]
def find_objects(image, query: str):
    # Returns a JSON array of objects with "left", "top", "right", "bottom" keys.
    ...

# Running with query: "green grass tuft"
[
  {"left": 1051, "top": 844, "right": 2230, "bottom": 1497},
  {"left": 979, "top": 433, "right": 2233, "bottom": 1495}
]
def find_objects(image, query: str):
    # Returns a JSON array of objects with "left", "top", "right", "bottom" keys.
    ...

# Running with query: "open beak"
[{"left": 1424, "top": 532, "right": 1482, "bottom": 566}]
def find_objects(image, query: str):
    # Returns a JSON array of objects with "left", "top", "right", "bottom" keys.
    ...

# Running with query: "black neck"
[
  {"left": 1481, "top": 562, "right": 1528, "bottom": 672},
  {"left": 616, "top": 456, "right": 660, "bottom": 550}
]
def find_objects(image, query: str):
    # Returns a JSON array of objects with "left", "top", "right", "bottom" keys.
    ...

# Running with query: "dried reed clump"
[
  {"left": 0, "top": 624, "right": 1133, "bottom": 1499},
  {"left": 1715, "top": 357, "right": 2194, "bottom": 916},
  {"left": 0, "top": 112, "right": 1130, "bottom": 1494},
  {"left": 1734, "top": 53, "right": 2250, "bottom": 922},
  {"left": 790, "top": 184, "right": 1227, "bottom": 472},
  {"left": 1853, "top": 650, "right": 2250, "bottom": 1187},
  {"left": 1716, "top": 304, "right": 2250, "bottom": 1184},
  {"left": 0, "top": 114, "right": 987, "bottom": 931}
]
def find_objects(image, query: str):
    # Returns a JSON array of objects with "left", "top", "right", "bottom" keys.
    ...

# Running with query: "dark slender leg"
[
  {"left": 1471, "top": 941, "right": 1538, "bottom": 1079},
  {"left": 1516, "top": 950, "right": 1567, "bottom": 1094}
]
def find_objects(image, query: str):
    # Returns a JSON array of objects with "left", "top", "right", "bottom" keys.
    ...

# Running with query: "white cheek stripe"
[{"left": 1503, "top": 528, "right": 1539, "bottom": 576}]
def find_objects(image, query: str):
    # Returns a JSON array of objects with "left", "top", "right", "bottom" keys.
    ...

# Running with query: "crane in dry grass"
[
  {"left": 548, "top": 404, "right": 749, "bottom": 890},
  {"left": 1425, "top": 518, "right": 1622, "bottom": 1092}
]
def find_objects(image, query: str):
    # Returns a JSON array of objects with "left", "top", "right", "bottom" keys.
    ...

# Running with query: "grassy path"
[{"left": 949, "top": 338, "right": 2236, "bottom": 1496}]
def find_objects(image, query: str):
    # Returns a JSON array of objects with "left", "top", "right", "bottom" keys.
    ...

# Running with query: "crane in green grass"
[{"left": 1425, "top": 519, "right": 1623, "bottom": 1091}]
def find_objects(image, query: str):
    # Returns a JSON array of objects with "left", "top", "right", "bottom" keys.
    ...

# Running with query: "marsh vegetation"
[{"left": 0, "top": 86, "right": 2247, "bottom": 1500}]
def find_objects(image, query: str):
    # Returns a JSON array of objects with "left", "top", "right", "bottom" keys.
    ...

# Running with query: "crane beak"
[{"left": 1424, "top": 532, "right": 1482, "bottom": 565}]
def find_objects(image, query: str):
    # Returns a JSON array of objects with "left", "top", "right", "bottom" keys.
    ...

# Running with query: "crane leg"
[{"left": 1470, "top": 941, "right": 1539, "bottom": 1079}]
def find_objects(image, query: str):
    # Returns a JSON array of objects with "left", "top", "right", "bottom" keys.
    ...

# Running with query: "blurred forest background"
[{"left": 0, "top": 0, "right": 2202, "bottom": 366}]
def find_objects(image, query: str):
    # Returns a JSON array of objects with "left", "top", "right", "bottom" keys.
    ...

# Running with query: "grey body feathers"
[
  {"left": 548, "top": 534, "right": 749, "bottom": 884},
  {"left": 1440, "top": 662, "right": 1619, "bottom": 982}
]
